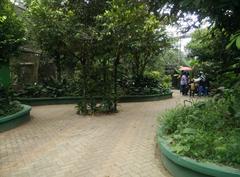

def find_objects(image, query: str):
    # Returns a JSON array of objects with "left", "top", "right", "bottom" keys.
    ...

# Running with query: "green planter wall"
[
  {"left": 0, "top": 62, "right": 10, "bottom": 88},
  {"left": 0, "top": 105, "right": 31, "bottom": 132},
  {"left": 157, "top": 136, "right": 240, "bottom": 177},
  {"left": 17, "top": 92, "right": 173, "bottom": 106}
]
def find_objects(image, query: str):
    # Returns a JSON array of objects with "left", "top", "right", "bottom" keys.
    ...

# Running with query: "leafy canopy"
[{"left": 0, "top": 0, "right": 25, "bottom": 63}]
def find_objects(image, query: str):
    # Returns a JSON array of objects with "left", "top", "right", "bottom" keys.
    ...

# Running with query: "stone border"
[
  {"left": 0, "top": 105, "right": 31, "bottom": 132},
  {"left": 157, "top": 136, "right": 240, "bottom": 177},
  {"left": 17, "top": 92, "right": 173, "bottom": 106}
]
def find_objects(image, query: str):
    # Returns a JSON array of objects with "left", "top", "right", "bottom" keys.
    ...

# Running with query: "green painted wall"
[{"left": 0, "top": 63, "right": 10, "bottom": 88}]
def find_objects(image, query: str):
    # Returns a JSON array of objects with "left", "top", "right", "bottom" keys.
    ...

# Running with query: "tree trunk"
[
  {"left": 82, "top": 59, "right": 88, "bottom": 114},
  {"left": 103, "top": 59, "right": 107, "bottom": 97},
  {"left": 133, "top": 53, "right": 140, "bottom": 77},
  {"left": 55, "top": 54, "right": 62, "bottom": 82},
  {"left": 113, "top": 51, "right": 120, "bottom": 112},
  {"left": 139, "top": 56, "right": 149, "bottom": 78}
]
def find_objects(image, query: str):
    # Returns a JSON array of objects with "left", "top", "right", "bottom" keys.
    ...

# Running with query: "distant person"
[
  {"left": 204, "top": 77, "right": 210, "bottom": 96},
  {"left": 180, "top": 72, "right": 188, "bottom": 95},
  {"left": 195, "top": 71, "right": 206, "bottom": 96}
]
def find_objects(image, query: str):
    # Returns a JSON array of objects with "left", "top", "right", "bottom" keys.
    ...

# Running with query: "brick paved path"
[{"left": 0, "top": 91, "right": 188, "bottom": 177}]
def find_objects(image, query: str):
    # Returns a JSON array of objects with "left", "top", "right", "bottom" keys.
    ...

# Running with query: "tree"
[
  {"left": 152, "top": 48, "right": 186, "bottom": 69},
  {"left": 187, "top": 28, "right": 240, "bottom": 88},
  {"left": 187, "top": 28, "right": 220, "bottom": 61},
  {"left": 0, "top": 0, "right": 25, "bottom": 63},
  {"left": 0, "top": 0, "right": 24, "bottom": 105},
  {"left": 187, "top": 28, "right": 239, "bottom": 69},
  {"left": 25, "top": 0, "right": 171, "bottom": 113},
  {"left": 128, "top": 15, "right": 169, "bottom": 78},
  {"left": 157, "top": 0, "right": 240, "bottom": 33},
  {"left": 155, "top": 0, "right": 240, "bottom": 88},
  {"left": 98, "top": 0, "right": 168, "bottom": 111},
  {"left": 155, "top": 0, "right": 240, "bottom": 49},
  {"left": 63, "top": 0, "right": 110, "bottom": 114},
  {"left": 27, "top": 0, "right": 69, "bottom": 82}
]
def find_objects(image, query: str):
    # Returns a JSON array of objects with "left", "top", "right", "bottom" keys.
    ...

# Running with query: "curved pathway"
[{"left": 0, "top": 91, "right": 193, "bottom": 177}]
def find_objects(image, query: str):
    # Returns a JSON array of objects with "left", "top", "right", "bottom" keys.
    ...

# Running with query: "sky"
[
  {"left": 166, "top": 25, "right": 192, "bottom": 54},
  {"left": 165, "top": 14, "right": 211, "bottom": 54}
]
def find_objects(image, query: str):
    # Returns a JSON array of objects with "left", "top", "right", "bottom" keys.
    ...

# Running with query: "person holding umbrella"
[{"left": 179, "top": 66, "right": 192, "bottom": 95}]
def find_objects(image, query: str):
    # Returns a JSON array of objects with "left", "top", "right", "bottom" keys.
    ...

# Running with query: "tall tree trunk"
[
  {"left": 81, "top": 59, "right": 87, "bottom": 114},
  {"left": 133, "top": 53, "right": 140, "bottom": 77},
  {"left": 113, "top": 51, "right": 120, "bottom": 112},
  {"left": 103, "top": 59, "right": 107, "bottom": 97},
  {"left": 139, "top": 56, "right": 149, "bottom": 78},
  {"left": 55, "top": 54, "right": 62, "bottom": 82}
]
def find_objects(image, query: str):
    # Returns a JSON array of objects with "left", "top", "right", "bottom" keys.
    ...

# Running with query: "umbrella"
[{"left": 179, "top": 66, "right": 192, "bottom": 71}]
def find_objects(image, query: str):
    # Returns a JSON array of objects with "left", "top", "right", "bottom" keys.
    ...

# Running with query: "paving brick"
[{"left": 0, "top": 91, "right": 186, "bottom": 177}]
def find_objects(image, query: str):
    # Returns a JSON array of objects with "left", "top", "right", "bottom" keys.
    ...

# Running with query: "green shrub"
[
  {"left": 120, "top": 71, "right": 171, "bottom": 95},
  {"left": 76, "top": 98, "right": 97, "bottom": 115},
  {"left": 14, "top": 78, "right": 82, "bottom": 98},
  {"left": 0, "top": 86, "right": 22, "bottom": 117},
  {"left": 158, "top": 88, "right": 240, "bottom": 169},
  {"left": 0, "top": 100, "right": 22, "bottom": 117},
  {"left": 76, "top": 96, "right": 115, "bottom": 115}
]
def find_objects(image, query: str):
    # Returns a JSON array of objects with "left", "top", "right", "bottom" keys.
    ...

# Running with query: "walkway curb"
[
  {"left": 157, "top": 136, "right": 240, "bottom": 177},
  {"left": 17, "top": 93, "right": 173, "bottom": 106},
  {"left": 0, "top": 104, "right": 31, "bottom": 132}
]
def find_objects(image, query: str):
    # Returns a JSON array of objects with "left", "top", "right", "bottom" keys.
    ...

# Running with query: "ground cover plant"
[
  {"left": 15, "top": 71, "right": 171, "bottom": 98},
  {"left": 0, "top": 101, "right": 22, "bottom": 117},
  {"left": 0, "top": 86, "right": 22, "bottom": 117},
  {"left": 119, "top": 71, "right": 171, "bottom": 96},
  {"left": 158, "top": 88, "right": 240, "bottom": 169}
]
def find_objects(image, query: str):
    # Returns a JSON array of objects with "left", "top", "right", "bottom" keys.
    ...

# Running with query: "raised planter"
[
  {"left": 157, "top": 136, "right": 240, "bottom": 177},
  {"left": 17, "top": 92, "right": 173, "bottom": 106},
  {"left": 0, "top": 105, "right": 31, "bottom": 132},
  {"left": 119, "top": 93, "right": 172, "bottom": 102}
]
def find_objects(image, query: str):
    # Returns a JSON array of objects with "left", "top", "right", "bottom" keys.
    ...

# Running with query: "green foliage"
[
  {"left": 15, "top": 82, "right": 72, "bottom": 98},
  {"left": 186, "top": 28, "right": 238, "bottom": 63},
  {"left": 187, "top": 29, "right": 215, "bottom": 60},
  {"left": 159, "top": 89, "right": 240, "bottom": 168},
  {"left": 27, "top": 0, "right": 116, "bottom": 114},
  {"left": 76, "top": 96, "right": 115, "bottom": 115},
  {"left": 0, "top": 0, "right": 24, "bottom": 114},
  {"left": 155, "top": 48, "right": 186, "bottom": 67},
  {"left": 153, "top": 0, "right": 240, "bottom": 94},
  {"left": 0, "top": 0, "right": 25, "bottom": 63},
  {"left": 96, "top": 0, "right": 170, "bottom": 112},
  {"left": 226, "top": 31, "right": 240, "bottom": 50},
  {"left": 158, "top": 0, "right": 240, "bottom": 34},
  {"left": 24, "top": 0, "right": 170, "bottom": 114},
  {"left": 0, "top": 100, "right": 22, "bottom": 117},
  {"left": 26, "top": 0, "right": 70, "bottom": 81},
  {"left": 0, "top": 85, "right": 22, "bottom": 117},
  {"left": 187, "top": 28, "right": 240, "bottom": 89},
  {"left": 120, "top": 71, "right": 171, "bottom": 95}
]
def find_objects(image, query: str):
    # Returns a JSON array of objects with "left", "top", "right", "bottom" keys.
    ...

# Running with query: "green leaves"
[
  {"left": 0, "top": 85, "right": 22, "bottom": 116},
  {"left": 226, "top": 31, "right": 240, "bottom": 50},
  {"left": 0, "top": 16, "right": 7, "bottom": 22},
  {"left": 159, "top": 89, "right": 240, "bottom": 168},
  {"left": 0, "top": 0, "right": 25, "bottom": 62},
  {"left": 187, "top": 28, "right": 218, "bottom": 61},
  {"left": 193, "top": 0, "right": 201, "bottom": 7},
  {"left": 182, "top": 128, "right": 196, "bottom": 134},
  {"left": 236, "top": 36, "right": 240, "bottom": 49}
]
